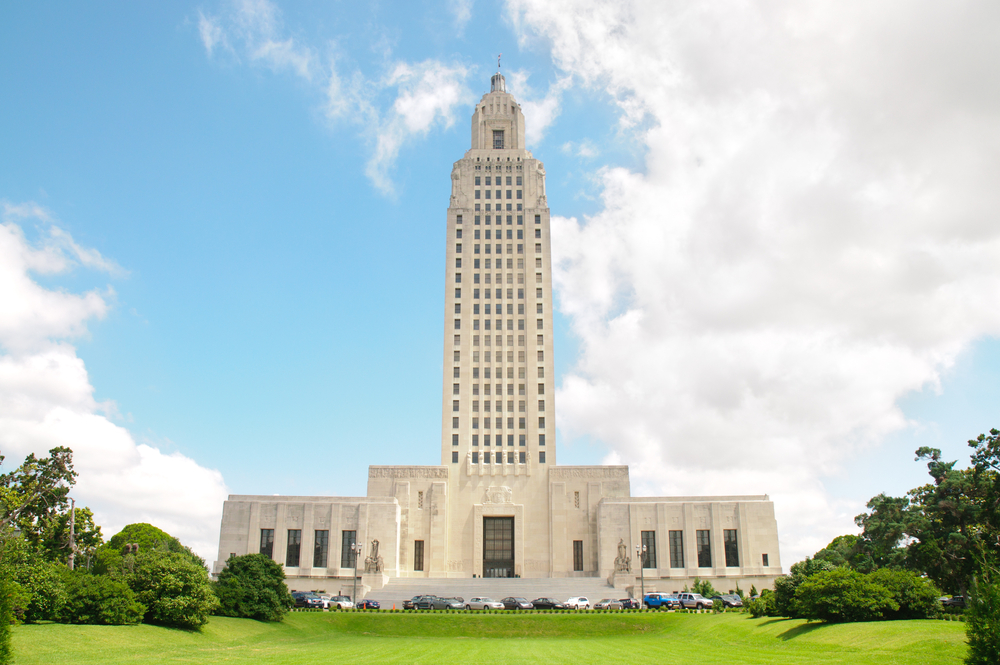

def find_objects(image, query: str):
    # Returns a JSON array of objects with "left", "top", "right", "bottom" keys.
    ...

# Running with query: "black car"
[
  {"left": 357, "top": 599, "right": 380, "bottom": 609},
  {"left": 412, "top": 595, "right": 439, "bottom": 610},
  {"left": 530, "top": 597, "right": 569, "bottom": 610},
  {"left": 619, "top": 598, "right": 640, "bottom": 609},
  {"left": 941, "top": 596, "right": 966, "bottom": 609},
  {"left": 711, "top": 594, "right": 744, "bottom": 608},
  {"left": 501, "top": 597, "right": 534, "bottom": 610},
  {"left": 291, "top": 591, "right": 324, "bottom": 609}
]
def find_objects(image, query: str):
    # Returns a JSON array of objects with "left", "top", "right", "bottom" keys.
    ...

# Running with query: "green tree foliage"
[
  {"left": 853, "top": 493, "right": 912, "bottom": 572},
  {"left": 966, "top": 571, "right": 1000, "bottom": 664},
  {"left": 119, "top": 551, "right": 219, "bottom": 629},
  {"left": 747, "top": 589, "right": 776, "bottom": 618},
  {"left": 867, "top": 569, "right": 940, "bottom": 620},
  {"left": 0, "top": 448, "right": 77, "bottom": 546},
  {"left": 691, "top": 579, "right": 719, "bottom": 599},
  {"left": 794, "top": 568, "right": 896, "bottom": 623},
  {"left": 0, "top": 536, "right": 67, "bottom": 623},
  {"left": 813, "top": 534, "right": 863, "bottom": 569},
  {"left": 57, "top": 573, "right": 144, "bottom": 625},
  {"left": 96, "top": 523, "right": 204, "bottom": 574},
  {"left": 773, "top": 557, "right": 835, "bottom": 617},
  {"left": 38, "top": 506, "right": 103, "bottom": 564},
  {"left": 215, "top": 553, "right": 293, "bottom": 622}
]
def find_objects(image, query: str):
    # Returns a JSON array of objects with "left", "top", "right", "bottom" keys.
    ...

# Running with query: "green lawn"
[{"left": 12, "top": 611, "right": 968, "bottom": 664}]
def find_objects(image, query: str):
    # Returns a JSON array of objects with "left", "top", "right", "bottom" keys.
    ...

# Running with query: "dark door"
[{"left": 483, "top": 516, "right": 514, "bottom": 578}]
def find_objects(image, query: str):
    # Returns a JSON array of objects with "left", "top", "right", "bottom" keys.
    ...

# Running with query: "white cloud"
[
  {"left": 508, "top": 0, "right": 1000, "bottom": 565},
  {"left": 506, "top": 69, "right": 570, "bottom": 146},
  {"left": 0, "top": 205, "right": 228, "bottom": 562},
  {"left": 197, "top": 11, "right": 226, "bottom": 57},
  {"left": 449, "top": 0, "right": 474, "bottom": 32}
]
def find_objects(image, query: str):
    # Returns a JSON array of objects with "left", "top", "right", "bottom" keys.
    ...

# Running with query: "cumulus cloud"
[
  {"left": 506, "top": 69, "right": 570, "bottom": 146},
  {"left": 508, "top": 0, "right": 1000, "bottom": 564},
  {"left": 449, "top": 0, "right": 474, "bottom": 31},
  {"left": 0, "top": 204, "right": 228, "bottom": 561}
]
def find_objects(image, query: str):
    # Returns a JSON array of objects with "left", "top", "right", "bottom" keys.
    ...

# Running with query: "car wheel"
[
  {"left": 696, "top": 603, "right": 703, "bottom": 610},
  {"left": 466, "top": 605, "right": 472, "bottom": 610}
]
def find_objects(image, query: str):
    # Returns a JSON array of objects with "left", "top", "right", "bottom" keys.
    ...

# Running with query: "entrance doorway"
[{"left": 483, "top": 516, "right": 514, "bottom": 578}]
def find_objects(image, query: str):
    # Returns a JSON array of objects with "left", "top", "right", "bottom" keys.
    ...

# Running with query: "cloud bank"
[
  {"left": 0, "top": 204, "right": 228, "bottom": 562},
  {"left": 507, "top": 0, "right": 1000, "bottom": 563}
]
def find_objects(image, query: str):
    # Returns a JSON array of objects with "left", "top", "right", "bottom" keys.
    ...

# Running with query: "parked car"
[
  {"left": 466, "top": 597, "right": 505, "bottom": 610},
  {"left": 356, "top": 599, "right": 380, "bottom": 610},
  {"left": 643, "top": 592, "right": 678, "bottom": 609},
  {"left": 677, "top": 593, "right": 713, "bottom": 609},
  {"left": 430, "top": 597, "right": 465, "bottom": 610},
  {"left": 565, "top": 597, "right": 590, "bottom": 609},
  {"left": 530, "top": 597, "right": 569, "bottom": 610},
  {"left": 327, "top": 595, "right": 354, "bottom": 610},
  {"left": 619, "top": 598, "right": 641, "bottom": 609},
  {"left": 412, "top": 595, "right": 439, "bottom": 610},
  {"left": 941, "top": 596, "right": 966, "bottom": 609},
  {"left": 711, "top": 594, "right": 743, "bottom": 608},
  {"left": 501, "top": 597, "right": 534, "bottom": 610},
  {"left": 291, "top": 591, "right": 324, "bottom": 609},
  {"left": 594, "top": 598, "right": 624, "bottom": 610}
]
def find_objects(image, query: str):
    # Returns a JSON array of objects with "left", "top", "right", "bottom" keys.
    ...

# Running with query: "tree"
[
  {"left": 119, "top": 550, "right": 219, "bottom": 629},
  {"left": 853, "top": 493, "right": 912, "bottom": 572},
  {"left": 0, "top": 536, "right": 67, "bottom": 623},
  {"left": 794, "top": 568, "right": 896, "bottom": 623},
  {"left": 966, "top": 569, "right": 1000, "bottom": 664},
  {"left": 96, "top": 523, "right": 204, "bottom": 574},
  {"left": 813, "top": 534, "right": 863, "bottom": 569},
  {"left": 215, "top": 554, "right": 294, "bottom": 622},
  {"left": 773, "top": 557, "right": 835, "bottom": 617},
  {"left": 0, "top": 447, "right": 77, "bottom": 545},
  {"left": 57, "top": 573, "right": 144, "bottom": 626},
  {"left": 867, "top": 568, "right": 940, "bottom": 620},
  {"left": 38, "top": 506, "right": 103, "bottom": 565},
  {"left": 691, "top": 579, "right": 719, "bottom": 599}
]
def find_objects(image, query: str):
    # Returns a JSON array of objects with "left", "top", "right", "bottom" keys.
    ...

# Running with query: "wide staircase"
[{"left": 365, "top": 576, "right": 630, "bottom": 608}]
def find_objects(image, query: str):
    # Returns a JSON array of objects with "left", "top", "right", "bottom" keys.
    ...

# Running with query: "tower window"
[{"left": 493, "top": 130, "right": 504, "bottom": 149}]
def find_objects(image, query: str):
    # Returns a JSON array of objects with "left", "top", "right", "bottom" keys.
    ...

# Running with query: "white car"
[
  {"left": 318, "top": 594, "right": 354, "bottom": 610},
  {"left": 565, "top": 596, "right": 590, "bottom": 609},
  {"left": 465, "top": 597, "right": 505, "bottom": 610}
]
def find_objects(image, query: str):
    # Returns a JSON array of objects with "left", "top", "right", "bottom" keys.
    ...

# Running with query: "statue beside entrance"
[
  {"left": 614, "top": 538, "right": 631, "bottom": 573},
  {"left": 364, "top": 538, "right": 384, "bottom": 573}
]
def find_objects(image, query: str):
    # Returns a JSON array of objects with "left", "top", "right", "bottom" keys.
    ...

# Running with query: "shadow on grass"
[{"left": 777, "top": 621, "right": 825, "bottom": 641}]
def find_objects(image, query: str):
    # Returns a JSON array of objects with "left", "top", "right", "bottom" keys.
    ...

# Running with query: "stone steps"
[{"left": 364, "top": 576, "right": 627, "bottom": 608}]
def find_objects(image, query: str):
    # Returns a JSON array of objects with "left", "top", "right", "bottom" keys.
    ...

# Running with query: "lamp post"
[
  {"left": 351, "top": 541, "right": 364, "bottom": 602},
  {"left": 635, "top": 543, "right": 647, "bottom": 605}
]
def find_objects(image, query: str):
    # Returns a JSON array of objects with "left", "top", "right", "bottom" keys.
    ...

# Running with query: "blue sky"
[{"left": 2, "top": 1, "right": 999, "bottom": 566}]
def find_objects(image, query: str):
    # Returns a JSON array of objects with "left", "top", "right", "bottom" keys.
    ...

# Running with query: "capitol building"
[{"left": 214, "top": 72, "right": 782, "bottom": 596}]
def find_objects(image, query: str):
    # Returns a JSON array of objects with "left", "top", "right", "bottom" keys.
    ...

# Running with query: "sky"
[{"left": 1, "top": 0, "right": 999, "bottom": 569}]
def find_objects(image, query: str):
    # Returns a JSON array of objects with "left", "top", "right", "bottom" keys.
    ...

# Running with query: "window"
[
  {"left": 538, "top": 383, "right": 545, "bottom": 395},
  {"left": 535, "top": 214, "right": 541, "bottom": 224},
  {"left": 539, "top": 451, "right": 546, "bottom": 463},
  {"left": 453, "top": 383, "right": 460, "bottom": 394},
  {"left": 536, "top": 289, "right": 543, "bottom": 299},
  {"left": 506, "top": 176, "right": 512, "bottom": 186},
  {"left": 472, "top": 434, "right": 479, "bottom": 446},
  {"left": 314, "top": 530, "right": 329, "bottom": 567},
  {"left": 453, "top": 366, "right": 460, "bottom": 378},
  {"left": 507, "top": 451, "right": 514, "bottom": 463},
  {"left": 453, "top": 400, "right": 459, "bottom": 412},
  {"left": 455, "top": 272, "right": 462, "bottom": 283},
  {"left": 516, "top": 176, "right": 522, "bottom": 186},
  {"left": 519, "top": 417, "right": 525, "bottom": 429},
  {"left": 452, "top": 417, "right": 458, "bottom": 428},
  {"left": 538, "top": 400, "right": 545, "bottom": 412},
  {"left": 538, "top": 350, "right": 544, "bottom": 361},
  {"left": 454, "top": 303, "right": 461, "bottom": 314},
  {"left": 519, "top": 434, "right": 525, "bottom": 446},
  {"left": 724, "top": 530, "right": 739, "bottom": 567},
  {"left": 286, "top": 529, "right": 301, "bottom": 567},
  {"left": 536, "top": 257, "right": 542, "bottom": 268},
  {"left": 669, "top": 531, "right": 684, "bottom": 568},
  {"left": 456, "top": 243, "right": 462, "bottom": 253},
  {"left": 518, "top": 335, "right": 525, "bottom": 346},
  {"left": 517, "top": 243, "right": 523, "bottom": 254},
  {"left": 452, "top": 451, "right": 458, "bottom": 463},
  {"left": 697, "top": 530, "right": 712, "bottom": 567},
  {"left": 472, "top": 451, "right": 479, "bottom": 463},
  {"left": 456, "top": 229, "right": 463, "bottom": 239},
  {"left": 485, "top": 177, "right": 491, "bottom": 186},
  {"left": 259, "top": 529, "right": 274, "bottom": 558},
  {"left": 457, "top": 215, "right": 463, "bottom": 225},
  {"left": 454, "top": 319, "right": 461, "bottom": 330},
  {"left": 573, "top": 540, "right": 584, "bottom": 571},
  {"left": 475, "top": 176, "right": 481, "bottom": 185},
  {"left": 340, "top": 531, "right": 358, "bottom": 568},
  {"left": 417, "top": 491, "right": 424, "bottom": 509},
  {"left": 517, "top": 229, "right": 523, "bottom": 239},
  {"left": 414, "top": 540, "right": 425, "bottom": 571},
  {"left": 519, "top": 451, "right": 525, "bottom": 463},
  {"left": 475, "top": 190, "right": 481, "bottom": 199},
  {"left": 456, "top": 258, "right": 462, "bottom": 268},
  {"left": 762, "top": 553, "right": 770, "bottom": 567},
  {"left": 538, "top": 367, "right": 544, "bottom": 378},
  {"left": 507, "top": 434, "right": 514, "bottom": 446},
  {"left": 537, "top": 319, "right": 543, "bottom": 330},
  {"left": 641, "top": 531, "right": 657, "bottom": 568},
  {"left": 537, "top": 303, "right": 543, "bottom": 313},
  {"left": 455, "top": 288, "right": 461, "bottom": 298},
  {"left": 506, "top": 190, "right": 512, "bottom": 199},
  {"left": 496, "top": 451, "right": 503, "bottom": 463},
  {"left": 535, "top": 243, "right": 542, "bottom": 253},
  {"left": 454, "top": 351, "right": 460, "bottom": 361},
  {"left": 473, "top": 417, "right": 479, "bottom": 429},
  {"left": 539, "top": 434, "right": 546, "bottom": 446},
  {"left": 493, "top": 130, "right": 504, "bottom": 149},
  {"left": 538, "top": 417, "right": 545, "bottom": 428},
  {"left": 574, "top": 491, "right": 580, "bottom": 508},
  {"left": 452, "top": 433, "right": 459, "bottom": 446}
]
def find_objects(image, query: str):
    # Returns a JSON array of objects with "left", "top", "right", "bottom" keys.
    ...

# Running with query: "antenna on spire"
[{"left": 498, "top": 53, "right": 502, "bottom": 72}]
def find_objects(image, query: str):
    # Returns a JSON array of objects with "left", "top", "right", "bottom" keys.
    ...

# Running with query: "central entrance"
[{"left": 483, "top": 516, "right": 514, "bottom": 578}]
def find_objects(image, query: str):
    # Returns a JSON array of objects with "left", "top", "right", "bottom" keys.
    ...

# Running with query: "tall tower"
[{"left": 441, "top": 71, "right": 555, "bottom": 470}]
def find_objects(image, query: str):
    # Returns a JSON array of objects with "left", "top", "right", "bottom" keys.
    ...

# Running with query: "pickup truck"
[{"left": 676, "top": 593, "right": 713, "bottom": 609}]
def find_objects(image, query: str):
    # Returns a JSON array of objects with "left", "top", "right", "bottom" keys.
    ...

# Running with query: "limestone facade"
[{"left": 213, "top": 73, "right": 783, "bottom": 594}]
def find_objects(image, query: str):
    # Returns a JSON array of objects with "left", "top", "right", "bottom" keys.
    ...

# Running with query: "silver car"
[
  {"left": 594, "top": 598, "right": 624, "bottom": 610},
  {"left": 565, "top": 596, "right": 590, "bottom": 609},
  {"left": 676, "top": 593, "right": 713, "bottom": 609},
  {"left": 465, "top": 597, "right": 505, "bottom": 610}
]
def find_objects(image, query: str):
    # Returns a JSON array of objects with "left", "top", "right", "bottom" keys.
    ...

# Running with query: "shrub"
[
  {"left": 0, "top": 573, "right": 13, "bottom": 665},
  {"left": 120, "top": 551, "right": 219, "bottom": 629},
  {"left": 692, "top": 579, "right": 719, "bottom": 598},
  {"left": 57, "top": 573, "right": 144, "bottom": 625},
  {"left": 794, "top": 568, "right": 896, "bottom": 623},
  {"left": 966, "top": 577, "right": 1000, "bottom": 665},
  {"left": 868, "top": 569, "right": 940, "bottom": 620},
  {"left": 96, "top": 523, "right": 204, "bottom": 575},
  {"left": 215, "top": 554, "right": 293, "bottom": 622},
  {"left": 1, "top": 536, "right": 66, "bottom": 623}
]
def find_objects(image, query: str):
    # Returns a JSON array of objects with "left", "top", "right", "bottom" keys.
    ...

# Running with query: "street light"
[
  {"left": 351, "top": 541, "right": 364, "bottom": 602},
  {"left": 635, "top": 543, "right": 647, "bottom": 606}
]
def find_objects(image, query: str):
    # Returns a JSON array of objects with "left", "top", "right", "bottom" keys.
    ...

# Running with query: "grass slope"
[{"left": 12, "top": 611, "right": 968, "bottom": 664}]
